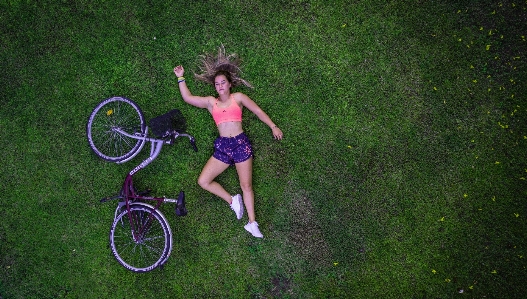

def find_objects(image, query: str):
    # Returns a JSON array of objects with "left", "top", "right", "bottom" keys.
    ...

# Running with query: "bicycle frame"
[{"left": 110, "top": 127, "right": 194, "bottom": 242}]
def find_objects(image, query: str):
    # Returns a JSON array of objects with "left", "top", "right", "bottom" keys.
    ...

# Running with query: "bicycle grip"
[{"left": 190, "top": 137, "right": 198, "bottom": 152}]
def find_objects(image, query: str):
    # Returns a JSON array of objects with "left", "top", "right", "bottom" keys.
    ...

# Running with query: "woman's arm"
[
  {"left": 174, "top": 65, "right": 213, "bottom": 109},
  {"left": 236, "top": 93, "right": 283, "bottom": 140}
]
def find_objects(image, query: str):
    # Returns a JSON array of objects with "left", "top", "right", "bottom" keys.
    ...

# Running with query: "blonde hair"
[{"left": 194, "top": 45, "right": 253, "bottom": 88}]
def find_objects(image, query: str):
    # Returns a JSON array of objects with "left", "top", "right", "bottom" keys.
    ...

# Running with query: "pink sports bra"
[{"left": 212, "top": 95, "right": 242, "bottom": 126}]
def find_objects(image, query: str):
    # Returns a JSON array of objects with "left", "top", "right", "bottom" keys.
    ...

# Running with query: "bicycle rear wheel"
[
  {"left": 110, "top": 204, "right": 172, "bottom": 272},
  {"left": 87, "top": 96, "right": 146, "bottom": 162}
]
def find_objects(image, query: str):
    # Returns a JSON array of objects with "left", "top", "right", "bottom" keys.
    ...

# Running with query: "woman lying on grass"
[{"left": 174, "top": 46, "right": 283, "bottom": 238}]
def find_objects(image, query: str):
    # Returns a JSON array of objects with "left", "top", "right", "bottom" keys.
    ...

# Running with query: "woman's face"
[{"left": 214, "top": 75, "right": 231, "bottom": 95}]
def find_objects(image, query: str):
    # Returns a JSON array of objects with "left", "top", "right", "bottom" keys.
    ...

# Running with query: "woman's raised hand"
[
  {"left": 272, "top": 126, "right": 283, "bottom": 140},
  {"left": 174, "top": 65, "right": 185, "bottom": 77}
]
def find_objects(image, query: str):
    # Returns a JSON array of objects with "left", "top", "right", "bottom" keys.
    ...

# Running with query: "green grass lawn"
[{"left": 1, "top": 0, "right": 526, "bottom": 298}]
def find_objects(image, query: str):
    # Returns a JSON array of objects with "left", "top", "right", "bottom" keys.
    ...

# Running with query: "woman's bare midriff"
[{"left": 217, "top": 121, "right": 244, "bottom": 137}]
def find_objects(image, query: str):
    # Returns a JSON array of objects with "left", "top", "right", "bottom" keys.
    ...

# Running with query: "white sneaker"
[
  {"left": 230, "top": 194, "right": 244, "bottom": 220},
  {"left": 244, "top": 221, "right": 263, "bottom": 238}
]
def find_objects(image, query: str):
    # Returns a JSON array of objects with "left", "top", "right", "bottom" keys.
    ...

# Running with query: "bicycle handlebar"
[
  {"left": 113, "top": 128, "right": 197, "bottom": 152},
  {"left": 170, "top": 132, "right": 198, "bottom": 152}
]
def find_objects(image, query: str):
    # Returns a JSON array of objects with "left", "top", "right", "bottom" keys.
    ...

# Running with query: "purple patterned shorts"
[{"left": 213, "top": 132, "right": 253, "bottom": 165}]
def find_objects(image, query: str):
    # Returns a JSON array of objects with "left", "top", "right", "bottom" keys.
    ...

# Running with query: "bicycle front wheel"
[
  {"left": 110, "top": 204, "right": 172, "bottom": 272},
  {"left": 87, "top": 96, "right": 146, "bottom": 162}
]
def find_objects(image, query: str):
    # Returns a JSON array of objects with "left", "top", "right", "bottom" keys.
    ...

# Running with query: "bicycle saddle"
[{"left": 149, "top": 109, "right": 187, "bottom": 138}]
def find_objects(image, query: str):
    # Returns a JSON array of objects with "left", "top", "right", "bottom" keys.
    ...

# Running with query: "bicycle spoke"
[
  {"left": 110, "top": 206, "right": 170, "bottom": 272},
  {"left": 87, "top": 97, "right": 145, "bottom": 162}
]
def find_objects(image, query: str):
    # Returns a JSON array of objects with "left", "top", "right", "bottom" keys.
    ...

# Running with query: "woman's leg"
[
  {"left": 235, "top": 157, "right": 255, "bottom": 222},
  {"left": 197, "top": 156, "right": 232, "bottom": 204}
]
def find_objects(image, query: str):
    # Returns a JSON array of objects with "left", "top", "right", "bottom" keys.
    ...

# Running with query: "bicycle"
[{"left": 86, "top": 96, "right": 197, "bottom": 272}]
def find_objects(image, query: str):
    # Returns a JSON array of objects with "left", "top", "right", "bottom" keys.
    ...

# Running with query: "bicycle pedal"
[
  {"left": 175, "top": 191, "right": 187, "bottom": 217},
  {"left": 137, "top": 188, "right": 152, "bottom": 196},
  {"left": 100, "top": 194, "right": 122, "bottom": 203}
]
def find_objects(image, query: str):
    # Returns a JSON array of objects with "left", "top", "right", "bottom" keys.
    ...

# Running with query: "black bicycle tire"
[
  {"left": 109, "top": 205, "right": 172, "bottom": 272},
  {"left": 86, "top": 96, "right": 146, "bottom": 162}
]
